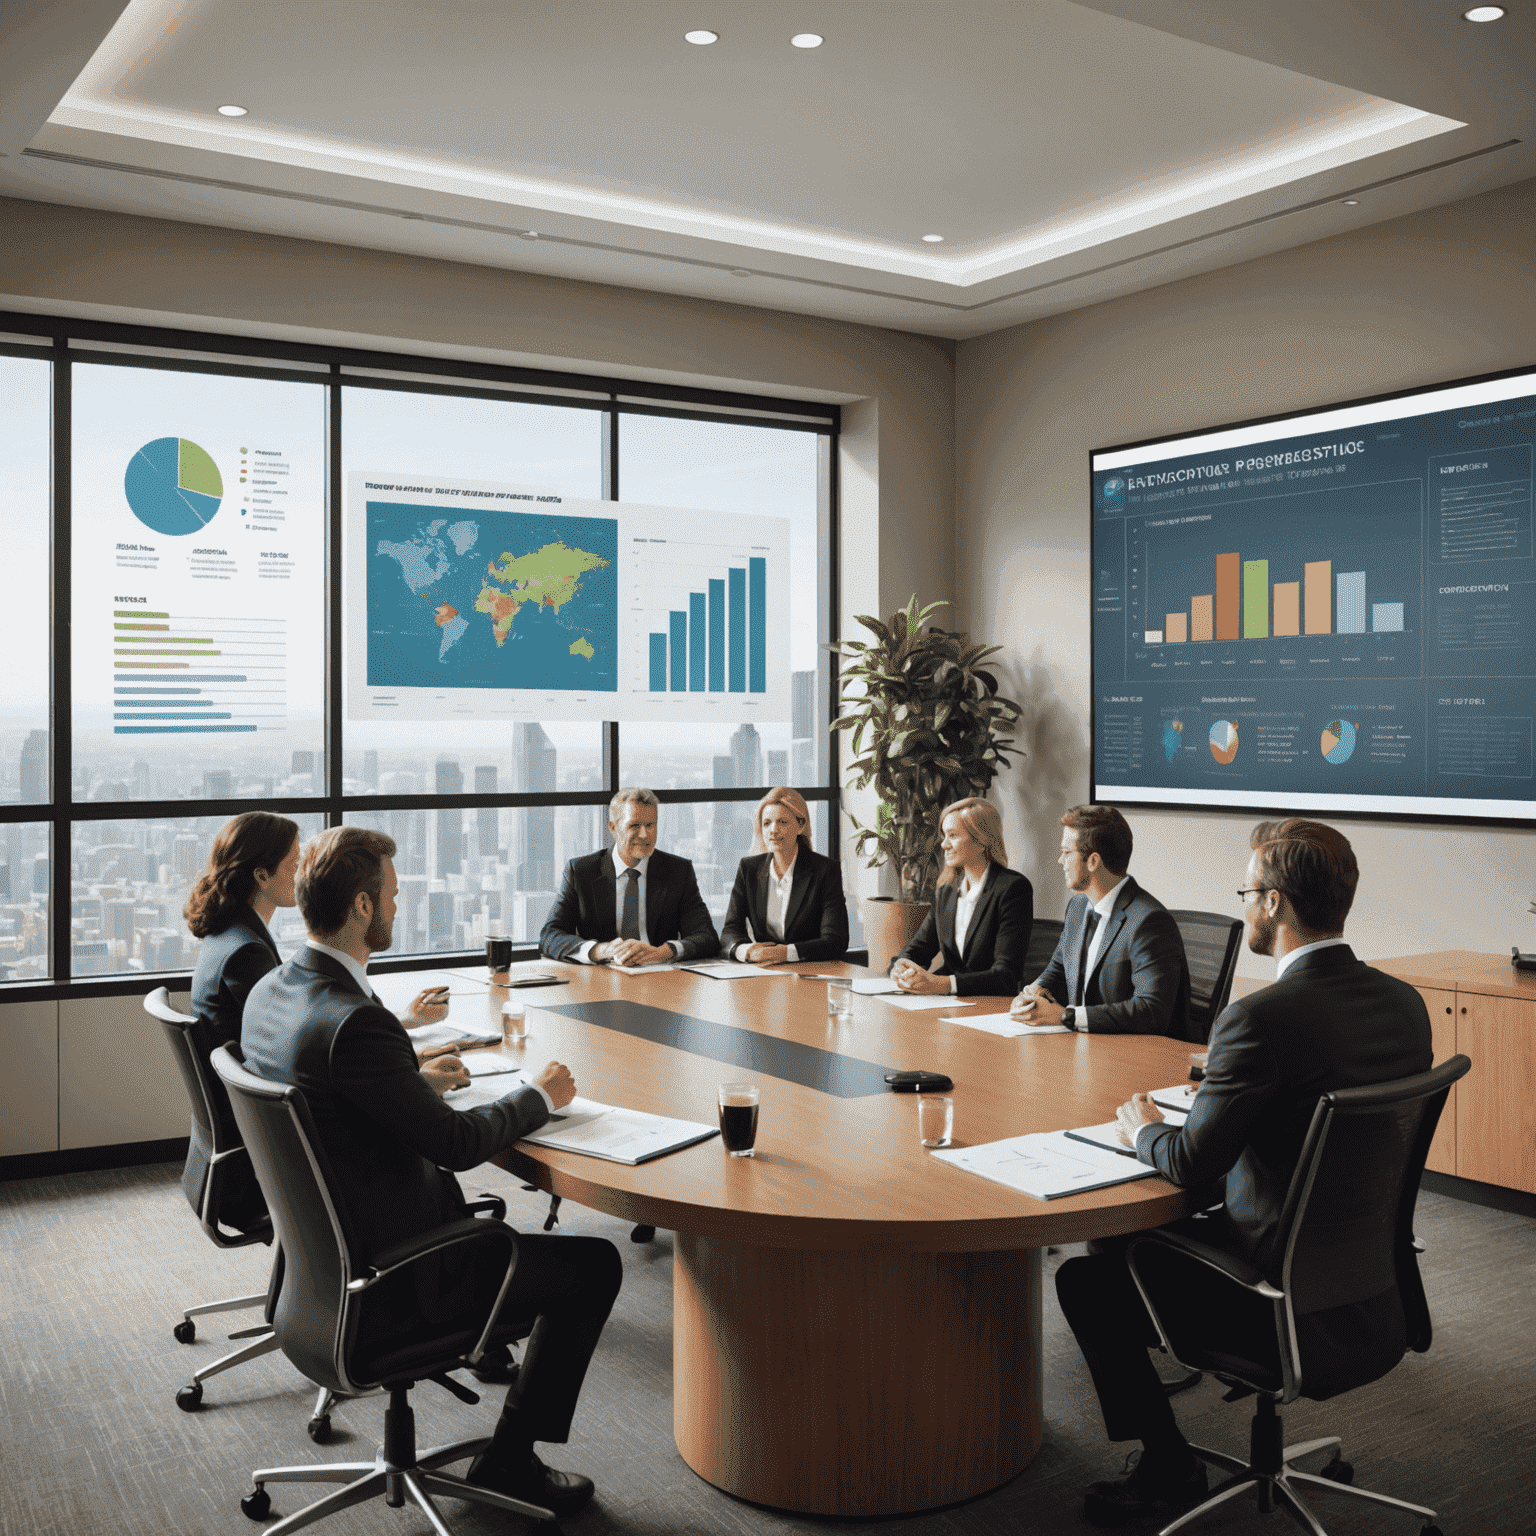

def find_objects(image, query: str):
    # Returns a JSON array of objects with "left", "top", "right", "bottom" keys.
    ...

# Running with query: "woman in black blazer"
[
  {"left": 891, "top": 797, "right": 1033, "bottom": 997},
  {"left": 720, "top": 787, "right": 849, "bottom": 964}
]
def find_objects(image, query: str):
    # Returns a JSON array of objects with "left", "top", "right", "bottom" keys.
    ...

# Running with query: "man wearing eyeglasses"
[
  {"left": 1053, "top": 818, "right": 1432, "bottom": 1527},
  {"left": 1008, "top": 804, "right": 1192, "bottom": 1041}
]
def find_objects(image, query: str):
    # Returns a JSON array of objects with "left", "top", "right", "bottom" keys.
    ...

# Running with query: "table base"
[{"left": 673, "top": 1235, "right": 1042, "bottom": 1516}]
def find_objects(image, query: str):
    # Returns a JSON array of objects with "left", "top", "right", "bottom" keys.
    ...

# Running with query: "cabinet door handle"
[{"left": 1444, "top": 1006, "right": 1452, "bottom": 1014}]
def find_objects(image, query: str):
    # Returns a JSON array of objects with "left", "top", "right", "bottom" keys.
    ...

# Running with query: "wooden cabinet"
[
  {"left": 1411, "top": 985, "right": 1457, "bottom": 1176},
  {"left": 1382, "top": 951, "right": 1536, "bottom": 1197}
]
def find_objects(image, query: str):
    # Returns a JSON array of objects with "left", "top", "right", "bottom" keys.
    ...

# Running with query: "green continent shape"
[
  {"left": 569, "top": 637, "right": 595, "bottom": 660},
  {"left": 178, "top": 438, "right": 223, "bottom": 498},
  {"left": 485, "top": 541, "right": 609, "bottom": 615}
]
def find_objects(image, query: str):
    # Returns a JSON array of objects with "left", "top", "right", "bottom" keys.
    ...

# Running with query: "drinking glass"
[
  {"left": 718, "top": 1082, "right": 760, "bottom": 1157},
  {"left": 502, "top": 999, "right": 528, "bottom": 1044},
  {"left": 486, "top": 934, "right": 513, "bottom": 977},
  {"left": 827, "top": 977, "right": 853, "bottom": 1023},
  {"left": 918, "top": 1094, "right": 954, "bottom": 1149}
]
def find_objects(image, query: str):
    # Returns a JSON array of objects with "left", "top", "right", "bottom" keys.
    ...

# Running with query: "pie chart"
[
  {"left": 1208, "top": 719, "right": 1239, "bottom": 765},
  {"left": 1322, "top": 719, "right": 1357, "bottom": 765},
  {"left": 124, "top": 436, "right": 223, "bottom": 537}
]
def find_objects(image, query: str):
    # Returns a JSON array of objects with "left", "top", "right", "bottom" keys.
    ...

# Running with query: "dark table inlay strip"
[{"left": 543, "top": 999, "right": 899, "bottom": 1098}]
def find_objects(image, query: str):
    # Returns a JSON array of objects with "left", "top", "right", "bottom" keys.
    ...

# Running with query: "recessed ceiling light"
[
  {"left": 1341, "top": 198, "right": 1360, "bottom": 206},
  {"left": 922, "top": 234, "right": 944, "bottom": 243},
  {"left": 216, "top": 104, "right": 248, "bottom": 117},
  {"left": 790, "top": 33, "right": 824, "bottom": 48},
  {"left": 1462, "top": 6, "right": 1505, "bottom": 20},
  {"left": 684, "top": 29, "right": 719, "bottom": 44}
]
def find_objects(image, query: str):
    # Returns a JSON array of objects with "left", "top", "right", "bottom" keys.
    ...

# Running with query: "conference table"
[{"left": 386, "top": 960, "right": 1202, "bottom": 1518}]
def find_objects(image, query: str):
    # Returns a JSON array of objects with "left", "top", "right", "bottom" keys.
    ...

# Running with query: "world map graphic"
[{"left": 367, "top": 502, "right": 618, "bottom": 692}]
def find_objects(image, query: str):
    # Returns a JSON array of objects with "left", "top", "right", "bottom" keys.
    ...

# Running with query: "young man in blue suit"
[
  {"left": 1055, "top": 818, "right": 1432, "bottom": 1526},
  {"left": 1010, "top": 804, "right": 1193, "bottom": 1041},
  {"left": 540, "top": 785, "right": 718, "bottom": 966},
  {"left": 242, "top": 827, "right": 622, "bottom": 1518}
]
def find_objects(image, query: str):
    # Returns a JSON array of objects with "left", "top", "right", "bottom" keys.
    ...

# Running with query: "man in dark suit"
[
  {"left": 1009, "top": 804, "right": 1192, "bottom": 1040},
  {"left": 540, "top": 785, "right": 718, "bottom": 966},
  {"left": 1054, "top": 818, "right": 1433, "bottom": 1527},
  {"left": 242, "top": 827, "right": 622, "bottom": 1518}
]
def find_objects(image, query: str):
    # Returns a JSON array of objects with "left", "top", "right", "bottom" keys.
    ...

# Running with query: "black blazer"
[
  {"left": 540, "top": 846, "right": 718, "bottom": 963},
  {"left": 184, "top": 903, "right": 280, "bottom": 1230},
  {"left": 1032, "top": 877, "right": 1193, "bottom": 1041},
  {"left": 892, "top": 865, "right": 1033, "bottom": 997},
  {"left": 1139, "top": 944, "right": 1433, "bottom": 1274},
  {"left": 719, "top": 848, "right": 849, "bottom": 963},
  {"left": 241, "top": 947, "right": 549, "bottom": 1334}
]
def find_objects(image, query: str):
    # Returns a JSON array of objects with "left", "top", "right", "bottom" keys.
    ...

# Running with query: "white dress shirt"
[
  {"left": 576, "top": 848, "right": 683, "bottom": 965},
  {"left": 1082, "top": 874, "right": 1130, "bottom": 983},
  {"left": 308, "top": 938, "right": 554, "bottom": 1111},
  {"left": 945, "top": 862, "right": 994, "bottom": 995},
  {"left": 732, "top": 852, "right": 801, "bottom": 963}
]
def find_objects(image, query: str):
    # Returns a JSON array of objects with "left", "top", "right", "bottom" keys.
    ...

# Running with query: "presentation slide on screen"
[
  {"left": 346, "top": 472, "right": 791, "bottom": 723},
  {"left": 1091, "top": 369, "right": 1536, "bottom": 818},
  {"left": 72, "top": 368, "right": 325, "bottom": 749}
]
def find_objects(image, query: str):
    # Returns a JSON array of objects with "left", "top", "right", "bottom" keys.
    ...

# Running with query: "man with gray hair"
[{"left": 540, "top": 786, "right": 718, "bottom": 967}]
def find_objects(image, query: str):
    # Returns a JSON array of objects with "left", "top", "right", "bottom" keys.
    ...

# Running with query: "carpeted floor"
[{"left": 1, "top": 1161, "right": 1531, "bottom": 1536}]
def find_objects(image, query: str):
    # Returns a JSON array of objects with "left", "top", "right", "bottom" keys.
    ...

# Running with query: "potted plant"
[{"left": 829, "top": 596, "right": 1022, "bottom": 971}]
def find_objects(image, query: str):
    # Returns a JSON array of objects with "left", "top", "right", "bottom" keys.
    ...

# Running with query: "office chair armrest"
[
  {"left": 465, "top": 1194, "right": 507, "bottom": 1221},
  {"left": 351, "top": 1217, "right": 515, "bottom": 1291},
  {"left": 1128, "top": 1226, "right": 1285, "bottom": 1300}
]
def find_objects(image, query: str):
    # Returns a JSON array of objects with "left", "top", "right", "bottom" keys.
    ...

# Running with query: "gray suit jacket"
[
  {"left": 539, "top": 846, "right": 718, "bottom": 963},
  {"left": 1032, "top": 876, "right": 1193, "bottom": 1041}
]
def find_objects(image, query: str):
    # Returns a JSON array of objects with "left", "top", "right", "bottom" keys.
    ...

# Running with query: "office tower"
[
  {"left": 133, "top": 760, "right": 151, "bottom": 800},
  {"left": 767, "top": 750, "right": 787, "bottom": 785},
  {"left": 19, "top": 730, "right": 47, "bottom": 802},
  {"left": 433, "top": 758, "right": 463, "bottom": 878},
  {"left": 512, "top": 725, "right": 557, "bottom": 893},
  {"left": 106, "top": 900, "right": 134, "bottom": 946},
  {"left": 172, "top": 833, "right": 200, "bottom": 880},
  {"left": 731, "top": 722, "right": 763, "bottom": 789},
  {"left": 713, "top": 755, "right": 733, "bottom": 790},
  {"left": 291, "top": 751, "right": 314, "bottom": 776},
  {"left": 396, "top": 873, "right": 428, "bottom": 952},
  {"left": 427, "top": 884, "right": 454, "bottom": 949},
  {"left": 791, "top": 668, "right": 817, "bottom": 784},
  {"left": 33, "top": 853, "right": 49, "bottom": 894},
  {"left": 474, "top": 765, "right": 499, "bottom": 858},
  {"left": 203, "top": 769, "right": 233, "bottom": 799},
  {"left": 363, "top": 749, "right": 379, "bottom": 789}
]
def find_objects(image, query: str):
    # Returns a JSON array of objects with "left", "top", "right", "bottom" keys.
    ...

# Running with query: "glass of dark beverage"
[
  {"left": 486, "top": 935, "right": 513, "bottom": 976},
  {"left": 717, "top": 1082, "right": 760, "bottom": 1158}
]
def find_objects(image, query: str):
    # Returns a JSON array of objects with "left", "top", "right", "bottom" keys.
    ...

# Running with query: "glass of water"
[{"left": 827, "top": 977, "right": 853, "bottom": 1023}]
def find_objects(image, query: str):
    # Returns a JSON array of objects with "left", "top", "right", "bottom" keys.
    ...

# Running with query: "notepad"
[
  {"left": 463, "top": 1052, "right": 525, "bottom": 1078},
  {"left": 518, "top": 1097, "right": 718, "bottom": 1165},
  {"left": 942, "top": 1012, "right": 1070, "bottom": 1036},
  {"left": 934, "top": 1131, "right": 1160, "bottom": 1200},
  {"left": 681, "top": 961, "right": 795, "bottom": 980},
  {"left": 884, "top": 995, "right": 975, "bottom": 1011}
]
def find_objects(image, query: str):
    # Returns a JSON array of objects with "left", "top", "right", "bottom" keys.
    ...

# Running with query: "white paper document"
[
  {"left": 850, "top": 977, "right": 900, "bottom": 995},
  {"left": 943, "top": 1013, "right": 1072, "bottom": 1036},
  {"left": 407, "top": 1019, "right": 503, "bottom": 1048},
  {"left": 884, "top": 995, "right": 975, "bottom": 1012},
  {"left": 519, "top": 1097, "right": 718, "bottom": 1165},
  {"left": 1062, "top": 1107, "right": 1188, "bottom": 1158},
  {"left": 607, "top": 960, "right": 683, "bottom": 975},
  {"left": 1150, "top": 1084, "right": 1201, "bottom": 1114},
  {"left": 933, "top": 1131, "right": 1161, "bottom": 1200},
  {"left": 445, "top": 1078, "right": 534, "bottom": 1110},
  {"left": 681, "top": 961, "right": 795, "bottom": 980},
  {"left": 463, "top": 1052, "right": 525, "bottom": 1078}
]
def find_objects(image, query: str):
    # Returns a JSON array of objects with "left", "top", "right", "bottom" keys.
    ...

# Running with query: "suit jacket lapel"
[
  {"left": 644, "top": 851, "right": 665, "bottom": 940},
  {"left": 781, "top": 854, "right": 812, "bottom": 940},
  {"left": 593, "top": 850, "right": 618, "bottom": 938},
  {"left": 959, "top": 872, "right": 1001, "bottom": 968},
  {"left": 1066, "top": 896, "right": 1090, "bottom": 1002},
  {"left": 1086, "top": 879, "right": 1136, "bottom": 988},
  {"left": 299, "top": 946, "right": 370, "bottom": 999},
  {"left": 937, "top": 884, "right": 958, "bottom": 960}
]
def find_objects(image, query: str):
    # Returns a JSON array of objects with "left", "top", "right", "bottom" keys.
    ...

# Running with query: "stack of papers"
[
  {"left": 520, "top": 1097, "right": 718, "bottom": 1165},
  {"left": 407, "top": 1018, "right": 502, "bottom": 1048},
  {"left": 1064, "top": 1105, "right": 1188, "bottom": 1158},
  {"left": 681, "top": 961, "right": 795, "bottom": 980},
  {"left": 934, "top": 1131, "right": 1160, "bottom": 1200},
  {"left": 884, "top": 994, "right": 975, "bottom": 1012},
  {"left": 608, "top": 959, "right": 682, "bottom": 975},
  {"left": 850, "top": 977, "right": 899, "bottom": 995},
  {"left": 1150, "top": 1084, "right": 1200, "bottom": 1114},
  {"left": 463, "top": 1053, "right": 525, "bottom": 1078},
  {"left": 941, "top": 1013, "right": 1070, "bottom": 1036}
]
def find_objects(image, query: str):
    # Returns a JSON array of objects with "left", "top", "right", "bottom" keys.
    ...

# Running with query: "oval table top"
[{"left": 381, "top": 961, "right": 1204, "bottom": 1252}]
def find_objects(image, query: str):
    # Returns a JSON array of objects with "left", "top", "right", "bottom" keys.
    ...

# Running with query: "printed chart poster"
[
  {"left": 348, "top": 473, "right": 790, "bottom": 723},
  {"left": 70, "top": 364, "right": 326, "bottom": 768},
  {"left": 1091, "top": 371, "right": 1536, "bottom": 818}
]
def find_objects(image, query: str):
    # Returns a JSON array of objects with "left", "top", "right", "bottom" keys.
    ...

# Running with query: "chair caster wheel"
[
  {"left": 173, "top": 1320, "right": 196, "bottom": 1344},
  {"left": 307, "top": 1415, "right": 331, "bottom": 1443},
  {"left": 240, "top": 1487, "right": 271, "bottom": 1521},
  {"left": 1321, "top": 1458, "right": 1354, "bottom": 1484},
  {"left": 175, "top": 1382, "right": 204, "bottom": 1412}
]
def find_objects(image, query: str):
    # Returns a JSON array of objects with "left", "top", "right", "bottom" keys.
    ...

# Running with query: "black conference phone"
[
  {"left": 1513, "top": 947, "right": 1536, "bottom": 973},
  {"left": 884, "top": 1070, "right": 953, "bottom": 1093}
]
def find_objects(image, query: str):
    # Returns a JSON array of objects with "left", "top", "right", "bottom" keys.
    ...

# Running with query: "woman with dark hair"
[
  {"left": 183, "top": 812, "right": 301, "bottom": 1230},
  {"left": 719, "top": 787, "right": 849, "bottom": 964}
]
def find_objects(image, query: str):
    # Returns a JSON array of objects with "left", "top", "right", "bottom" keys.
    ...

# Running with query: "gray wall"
[{"left": 955, "top": 176, "right": 1536, "bottom": 983}]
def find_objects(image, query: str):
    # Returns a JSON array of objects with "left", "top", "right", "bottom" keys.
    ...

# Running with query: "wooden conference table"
[{"left": 384, "top": 961, "right": 1201, "bottom": 1518}]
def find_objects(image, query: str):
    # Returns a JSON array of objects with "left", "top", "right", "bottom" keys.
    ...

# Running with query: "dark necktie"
[
  {"left": 620, "top": 866, "right": 641, "bottom": 941},
  {"left": 1075, "top": 910, "right": 1101, "bottom": 1005}
]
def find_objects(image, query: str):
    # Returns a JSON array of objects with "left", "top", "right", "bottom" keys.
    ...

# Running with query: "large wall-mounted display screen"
[{"left": 1091, "top": 365, "right": 1536, "bottom": 821}]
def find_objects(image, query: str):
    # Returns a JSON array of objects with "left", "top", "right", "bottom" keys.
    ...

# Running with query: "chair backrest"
[
  {"left": 211, "top": 1043, "right": 362, "bottom": 1394},
  {"left": 146, "top": 985, "right": 221, "bottom": 1149},
  {"left": 1277, "top": 1055, "right": 1471, "bottom": 1394},
  {"left": 1168, "top": 909, "right": 1242, "bottom": 1043},
  {"left": 1024, "top": 917, "right": 1063, "bottom": 982}
]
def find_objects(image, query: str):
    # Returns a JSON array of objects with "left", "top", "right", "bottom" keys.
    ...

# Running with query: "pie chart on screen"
[
  {"left": 1322, "top": 719, "right": 1357, "bottom": 765},
  {"left": 1208, "top": 719, "right": 1239, "bottom": 765},
  {"left": 123, "top": 436, "right": 223, "bottom": 536}
]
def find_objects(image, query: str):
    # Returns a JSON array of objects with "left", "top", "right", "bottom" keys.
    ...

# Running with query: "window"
[{"left": 0, "top": 317, "right": 838, "bottom": 988}]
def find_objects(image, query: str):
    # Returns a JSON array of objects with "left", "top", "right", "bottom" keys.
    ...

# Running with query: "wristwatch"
[{"left": 1061, "top": 1007, "right": 1078, "bottom": 1031}]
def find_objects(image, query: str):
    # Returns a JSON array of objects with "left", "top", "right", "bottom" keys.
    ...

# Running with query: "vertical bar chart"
[
  {"left": 728, "top": 567, "right": 746, "bottom": 692},
  {"left": 689, "top": 591, "right": 706, "bottom": 691},
  {"left": 708, "top": 580, "right": 725, "bottom": 691},
  {"left": 1243, "top": 560, "right": 1269, "bottom": 639},
  {"left": 1191, "top": 593, "right": 1214, "bottom": 643},
  {"left": 644, "top": 561, "right": 771, "bottom": 696},
  {"left": 1304, "top": 561, "right": 1331, "bottom": 634},
  {"left": 1373, "top": 602, "right": 1404, "bottom": 632},
  {"left": 1165, "top": 612, "right": 1188, "bottom": 643},
  {"left": 1337, "top": 571, "right": 1366, "bottom": 634},
  {"left": 669, "top": 611, "right": 687, "bottom": 690},
  {"left": 649, "top": 633, "right": 666, "bottom": 692},
  {"left": 1273, "top": 582, "right": 1300, "bottom": 637},
  {"left": 1215, "top": 553, "right": 1240, "bottom": 640},
  {"left": 749, "top": 557, "right": 766, "bottom": 693}
]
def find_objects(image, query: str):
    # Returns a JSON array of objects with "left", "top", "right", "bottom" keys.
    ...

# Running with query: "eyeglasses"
[{"left": 1236, "top": 887, "right": 1268, "bottom": 902}]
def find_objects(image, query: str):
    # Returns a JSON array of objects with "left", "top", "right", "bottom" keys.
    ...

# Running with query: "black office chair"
[
  {"left": 1168, "top": 910, "right": 1242, "bottom": 1045},
  {"left": 1023, "top": 916, "right": 1064, "bottom": 982},
  {"left": 147, "top": 987, "right": 344, "bottom": 1439},
  {"left": 210, "top": 1043, "right": 550, "bottom": 1533},
  {"left": 1126, "top": 1055, "right": 1470, "bottom": 1536}
]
